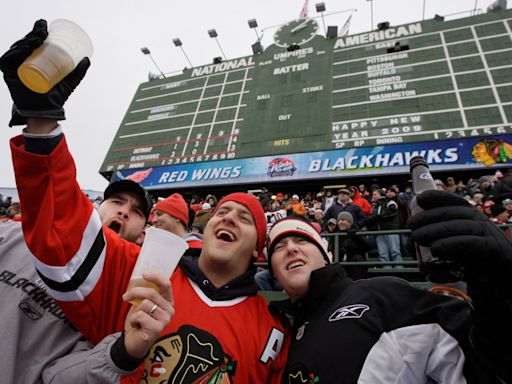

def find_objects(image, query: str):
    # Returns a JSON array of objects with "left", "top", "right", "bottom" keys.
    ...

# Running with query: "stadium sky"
[{"left": 0, "top": 0, "right": 501, "bottom": 192}]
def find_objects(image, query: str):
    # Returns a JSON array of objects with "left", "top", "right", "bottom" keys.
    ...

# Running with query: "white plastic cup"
[
  {"left": 17, "top": 19, "right": 93, "bottom": 93},
  {"left": 127, "top": 227, "right": 188, "bottom": 304}
]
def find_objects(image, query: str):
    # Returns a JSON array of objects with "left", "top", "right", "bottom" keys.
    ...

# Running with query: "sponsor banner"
[{"left": 113, "top": 135, "right": 512, "bottom": 189}]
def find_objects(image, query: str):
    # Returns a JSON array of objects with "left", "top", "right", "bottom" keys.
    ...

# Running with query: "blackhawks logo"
[
  {"left": 472, "top": 139, "right": 512, "bottom": 166},
  {"left": 141, "top": 325, "right": 236, "bottom": 383},
  {"left": 286, "top": 363, "right": 320, "bottom": 384}
]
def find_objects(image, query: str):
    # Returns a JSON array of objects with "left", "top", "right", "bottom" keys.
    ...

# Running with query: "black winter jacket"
[{"left": 271, "top": 264, "right": 511, "bottom": 383}]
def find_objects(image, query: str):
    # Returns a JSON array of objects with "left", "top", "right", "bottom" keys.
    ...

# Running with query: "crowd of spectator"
[
  {"left": 3, "top": 170, "right": 512, "bottom": 268},
  {"left": 0, "top": 194, "right": 21, "bottom": 222}
]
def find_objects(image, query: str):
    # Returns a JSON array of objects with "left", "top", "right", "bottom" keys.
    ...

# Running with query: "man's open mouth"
[
  {"left": 287, "top": 261, "right": 305, "bottom": 270},
  {"left": 108, "top": 220, "right": 122, "bottom": 233},
  {"left": 216, "top": 230, "right": 235, "bottom": 242}
]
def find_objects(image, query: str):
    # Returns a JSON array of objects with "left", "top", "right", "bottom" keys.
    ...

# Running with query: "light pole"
[
  {"left": 208, "top": 29, "right": 228, "bottom": 61},
  {"left": 367, "top": 0, "right": 374, "bottom": 30},
  {"left": 140, "top": 47, "right": 166, "bottom": 78},
  {"left": 315, "top": 2, "right": 327, "bottom": 35},
  {"left": 172, "top": 38, "right": 193, "bottom": 68},
  {"left": 248, "top": 19, "right": 261, "bottom": 42}
]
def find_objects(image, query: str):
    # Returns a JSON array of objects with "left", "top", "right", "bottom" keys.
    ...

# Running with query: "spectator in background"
[
  {"left": 286, "top": 194, "right": 307, "bottom": 217},
  {"left": 490, "top": 204, "right": 511, "bottom": 225},
  {"left": 275, "top": 192, "right": 285, "bottom": 208},
  {"left": 152, "top": 193, "right": 203, "bottom": 256},
  {"left": 434, "top": 179, "right": 448, "bottom": 191},
  {"left": 358, "top": 184, "right": 372, "bottom": 202},
  {"left": 315, "top": 192, "right": 324, "bottom": 206},
  {"left": 313, "top": 209, "right": 324, "bottom": 225},
  {"left": 255, "top": 200, "right": 289, "bottom": 291},
  {"left": 5, "top": 202, "right": 21, "bottom": 222},
  {"left": 265, "top": 200, "right": 288, "bottom": 233},
  {"left": 194, "top": 202, "right": 213, "bottom": 228},
  {"left": 324, "top": 189, "right": 365, "bottom": 228},
  {"left": 322, "top": 217, "right": 338, "bottom": 250},
  {"left": 471, "top": 192, "right": 484, "bottom": 208},
  {"left": 257, "top": 187, "right": 273, "bottom": 211},
  {"left": 503, "top": 198, "right": 512, "bottom": 218},
  {"left": 330, "top": 211, "right": 371, "bottom": 280},
  {"left": 3, "top": 196, "right": 13, "bottom": 208},
  {"left": 186, "top": 199, "right": 196, "bottom": 228},
  {"left": 387, "top": 186, "right": 411, "bottom": 259},
  {"left": 321, "top": 189, "right": 335, "bottom": 213},
  {"left": 491, "top": 171, "right": 512, "bottom": 205},
  {"left": 306, "top": 207, "right": 316, "bottom": 221},
  {"left": 482, "top": 200, "right": 495, "bottom": 219},
  {"left": 476, "top": 175, "right": 494, "bottom": 201},
  {"left": 189, "top": 195, "right": 202, "bottom": 213},
  {"left": 370, "top": 187, "right": 382, "bottom": 203},
  {"left": 204, "top": 194, "right": 218, "bottom": 210},
  {"left": 303, "top": 192, "right": 313, "bottom": 204},
  {"left": 363, "top": 189, "right": 403, "bottom": 267},
  {"left": 190, "top": 223, "right": 203, "bottom": 234},
  {"left": 282, "top": 193, "right": 291, "bottom": 208},
  {"left": 348, "top": 185, "right": 372, "bottom": 216},
  {"left": 398, "top": 184, "right": 413, "bottom": 203},
  {"left": 446, "top": 176, "right": 457, "bottom": 193},
  {"left": 455, "top": 180, "right": 468, "bottom": 196}
]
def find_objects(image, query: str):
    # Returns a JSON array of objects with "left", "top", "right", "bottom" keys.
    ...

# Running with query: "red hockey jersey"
[{"left": 10, "top": 135, "right": 289, "bottom": 383}]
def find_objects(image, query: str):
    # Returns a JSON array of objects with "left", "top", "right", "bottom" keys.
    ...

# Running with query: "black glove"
[
  {"left": 407, "top": 190, "right": 512, "bottom": 304},
  {"left": 0, "top": 19, "right": 90, "bottom": 126}
]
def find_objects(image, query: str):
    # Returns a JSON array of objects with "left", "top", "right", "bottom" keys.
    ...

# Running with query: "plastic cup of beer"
[
  {"left": 17, "top": 19, "right": 93, "bottom": 94},
  {"left": 128, "top": 227, "right": 188, "bottom": 304}
]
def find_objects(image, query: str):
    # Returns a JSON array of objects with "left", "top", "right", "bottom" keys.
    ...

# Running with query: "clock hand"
[{"left": 290, "top": 20, "right": 309, "bottom": 34}]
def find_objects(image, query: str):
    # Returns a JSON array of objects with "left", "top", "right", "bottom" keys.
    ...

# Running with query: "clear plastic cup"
[
  {"left": 127, "top": 227, "right": 188, "bottom": 304},
  {"left": 17, "top": 19, "right": 93, "bottom": 93}
]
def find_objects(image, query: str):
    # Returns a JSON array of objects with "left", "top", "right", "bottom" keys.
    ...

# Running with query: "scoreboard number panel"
[{"left": 100, "top": 10, "right": 512, "bottom": 176}]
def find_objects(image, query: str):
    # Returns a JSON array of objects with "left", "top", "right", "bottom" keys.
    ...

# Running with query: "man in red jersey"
[{"left": 3, "top": 20, "right": 289, "bottom": 383}]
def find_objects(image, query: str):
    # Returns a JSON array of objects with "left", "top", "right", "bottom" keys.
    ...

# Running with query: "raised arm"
[{"left": 2, "top": 20, "right": 140, "bottom": 344}]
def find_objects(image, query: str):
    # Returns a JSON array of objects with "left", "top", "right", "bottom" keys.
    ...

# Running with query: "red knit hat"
[
  {"left": 215, "top": 192, "right": 266, "bottom": 254},
  {"left": 154, "top": 193, "right": 189, "bottom": 226}
]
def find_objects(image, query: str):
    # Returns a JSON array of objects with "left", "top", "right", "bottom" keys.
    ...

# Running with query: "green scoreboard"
[{"left": 101, "top": 9, "right": 512, "bottom": 189}]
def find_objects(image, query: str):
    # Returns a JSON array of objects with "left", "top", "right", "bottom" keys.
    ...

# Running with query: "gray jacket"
[{"left": 0, "top": 222, "right": 132, "bottom": 383}]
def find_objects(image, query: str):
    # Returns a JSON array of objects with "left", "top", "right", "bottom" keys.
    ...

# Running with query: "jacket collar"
[
  {"left": 270, "top": 263, "right": 352, "bottom": 322},
  {"left": 179, "top": 255, "right": 258, "bottom": 301}
]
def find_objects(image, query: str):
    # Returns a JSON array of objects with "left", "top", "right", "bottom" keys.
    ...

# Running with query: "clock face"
[{"left": 274, "top": 19, "right": 319, "bottom": 48}]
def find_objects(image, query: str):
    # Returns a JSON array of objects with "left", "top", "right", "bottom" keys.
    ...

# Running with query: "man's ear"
[
  {"left": 252, "top": 250, "right": 259, "bottom": 260},
  {"left": 135, "top": 228, "right": 146, "bottom": 246}
]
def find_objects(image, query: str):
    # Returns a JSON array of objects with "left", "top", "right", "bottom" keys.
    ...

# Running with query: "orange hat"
[{"left": 154, "top": 193, "right": 189, "bottom": 226}]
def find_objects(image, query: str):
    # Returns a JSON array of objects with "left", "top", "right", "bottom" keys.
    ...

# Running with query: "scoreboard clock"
[{"left": 274, "top": 18, "right": 319, "bottom": 48}]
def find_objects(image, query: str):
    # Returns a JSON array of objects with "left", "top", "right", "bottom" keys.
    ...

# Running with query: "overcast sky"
[{"left": 0, "top": 0, "right": 499, "bottom": 191}]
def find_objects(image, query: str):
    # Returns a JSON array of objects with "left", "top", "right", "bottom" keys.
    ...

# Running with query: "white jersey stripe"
[{"left": 30, "top": 210, "right": 105, "bottom": 301}]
